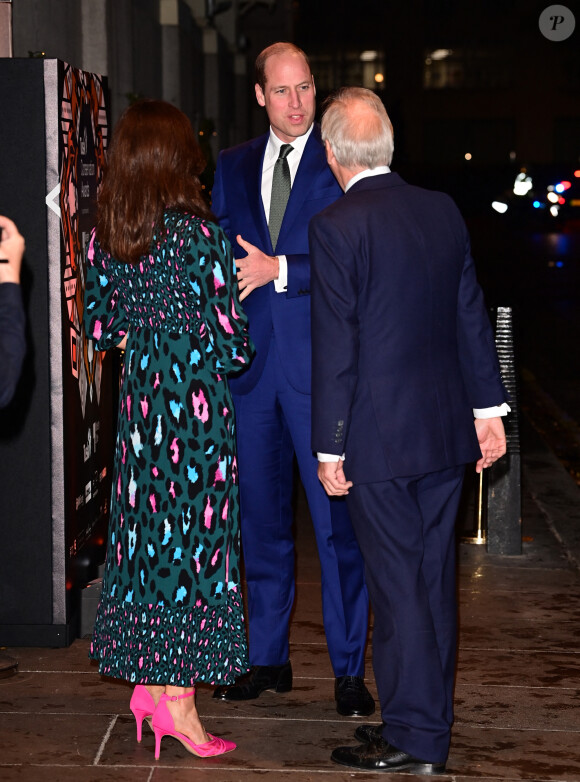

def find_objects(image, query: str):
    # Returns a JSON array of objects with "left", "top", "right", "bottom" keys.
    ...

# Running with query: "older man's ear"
[{"left": 324, "top": 139, "right": 348, "bottom": 191}]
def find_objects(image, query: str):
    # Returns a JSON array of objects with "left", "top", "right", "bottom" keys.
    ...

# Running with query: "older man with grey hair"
[{"left": 310, "top": 87, "right": 509, "bottom": 774}]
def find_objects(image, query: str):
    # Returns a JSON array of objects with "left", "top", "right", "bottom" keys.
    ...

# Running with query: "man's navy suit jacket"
[
  {"left": 212, "top": 125, "right": 342, "bottom": 396},
  {"left": 309, "top": 172, "right": 508, "bottom": 484}
]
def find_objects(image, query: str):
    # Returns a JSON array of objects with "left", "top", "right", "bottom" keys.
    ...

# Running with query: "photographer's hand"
[{"left": 0, "top": 216, "right": 25, "bottom": 285}]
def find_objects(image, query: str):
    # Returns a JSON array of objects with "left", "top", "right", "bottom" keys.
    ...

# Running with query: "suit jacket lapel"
[
  {"left": 243, "top": 135, "right": 271, "bottom": 251},
  {"left": 277, "top": 126, "right": 327, "bottom": 246}
]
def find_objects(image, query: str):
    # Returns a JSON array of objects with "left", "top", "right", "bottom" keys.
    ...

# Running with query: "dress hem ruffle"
[{"left": 89, "top": 590, "right": 249, "bottom": 686}]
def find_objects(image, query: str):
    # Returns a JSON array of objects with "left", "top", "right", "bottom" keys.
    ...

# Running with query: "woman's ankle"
[
  {"left": 164, "top": 690, "right": 207, "bottom": 743},
  {"left": 165, "top": 686, "right": 195, "bottom": 700}
]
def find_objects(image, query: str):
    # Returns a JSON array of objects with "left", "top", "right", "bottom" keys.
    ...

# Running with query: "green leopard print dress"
[{"left": 84, "top": 210, "right": 253, "bottom": 685}]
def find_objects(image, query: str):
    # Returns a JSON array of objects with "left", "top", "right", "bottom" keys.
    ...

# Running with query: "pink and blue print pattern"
[{"left": 84, "top": 211, "right": 254, "bottom": 685}]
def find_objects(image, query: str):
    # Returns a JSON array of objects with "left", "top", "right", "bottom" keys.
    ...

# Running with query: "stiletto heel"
[
  {"left": 151, "top": 691, "right": 236, "bottom": 760},
  {"left": 130, "top": 684, "right": 156, "bottom": 743}
]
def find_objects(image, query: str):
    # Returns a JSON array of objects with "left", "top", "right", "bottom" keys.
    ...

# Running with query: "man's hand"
[
  {"left": 317, "top": 460, "right": 353, "bottom": 496},
  {"left": 0, "top": 215, "right": 25, "bottom": 285},
  {"left": 235, "top": 235, "right": 279, "bottom": 301},
  {"left": 474, "top": 416, "right": 507, "bottom": 473}
]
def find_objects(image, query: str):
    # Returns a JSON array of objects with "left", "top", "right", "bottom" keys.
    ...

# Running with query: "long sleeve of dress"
[
  {"left": 83, "top": 232, "right": 130, "bottom": 351},
  {"left": 191, "top": 221, "right": 254, "bottom": 376}
]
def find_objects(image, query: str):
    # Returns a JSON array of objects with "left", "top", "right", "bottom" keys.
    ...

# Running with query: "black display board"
[{"left": 0, "top": 59, "right": 114, "bottom": 646}]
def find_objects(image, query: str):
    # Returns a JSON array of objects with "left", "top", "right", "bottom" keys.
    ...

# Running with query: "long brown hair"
[{"left": 96, "top": 100, "right": 214, "bottom": 264}]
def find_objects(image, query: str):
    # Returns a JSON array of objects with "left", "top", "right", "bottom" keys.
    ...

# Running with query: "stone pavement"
[{"left": 1, "top": 413, "right": 580, "bottom": 781}]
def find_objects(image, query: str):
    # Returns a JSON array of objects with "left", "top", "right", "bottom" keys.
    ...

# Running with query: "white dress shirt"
[{"left": 262, "top": 126, "right": 314, "bottom": 292}]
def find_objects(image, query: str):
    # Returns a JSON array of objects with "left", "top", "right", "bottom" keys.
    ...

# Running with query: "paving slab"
[{"left": 1, "top": 411, "right": 579, "bottom": 781}]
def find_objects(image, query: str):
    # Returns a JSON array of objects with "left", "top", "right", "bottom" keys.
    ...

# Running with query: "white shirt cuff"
[
  {"left": 274, "top": 255, "right": 288, "bottom": 292},
  {"left": 317, "top": 452, "right": 345, "bottom": 462},
  {"left": 473, "top": 403, "right": 511, "bottom": 418}
]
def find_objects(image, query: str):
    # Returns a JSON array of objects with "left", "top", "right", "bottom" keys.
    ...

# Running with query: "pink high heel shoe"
[
  {"left": 129, "top": 684, "right": 155, "bottom": 743},
  {"left": 151, "top": 691, "right": 236, "bottom": 760}
]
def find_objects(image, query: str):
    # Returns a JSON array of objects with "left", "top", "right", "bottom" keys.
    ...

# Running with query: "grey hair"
[{"left": 321, "top": 87, "right": 394, "bottom": 169}]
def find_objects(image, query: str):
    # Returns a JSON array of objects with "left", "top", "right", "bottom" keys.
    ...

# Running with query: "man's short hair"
[
  {"left": 254, "top": 42, "right": 312, "bottom": 90},
  {"left": 321, "top": 87, "right": 394, "bottom": 169}
]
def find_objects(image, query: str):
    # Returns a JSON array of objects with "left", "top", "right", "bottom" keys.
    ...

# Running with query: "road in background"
[{"left": 469, "top": 214, "right": 580, "bottom": 485}]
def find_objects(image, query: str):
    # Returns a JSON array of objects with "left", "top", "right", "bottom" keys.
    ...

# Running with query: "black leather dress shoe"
[
  {"left": 212, "top": 662, "right": 292, "bottom": 701},
  {"left": 335, "top": 676, "right": 375, "bottom": 716},
  {"left": 354, "top": 722, "right": 385, "bottom": 743},
  {"left": 331, "top": 736, "right": 446, "bottom": 775}
]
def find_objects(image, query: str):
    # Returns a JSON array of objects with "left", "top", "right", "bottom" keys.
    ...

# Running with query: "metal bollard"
[{"left": 486, "top": 307, "right": 522, "bottom": 555}]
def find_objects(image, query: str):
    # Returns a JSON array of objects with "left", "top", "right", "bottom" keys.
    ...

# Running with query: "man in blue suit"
[
  {"left": 211, "top": 44, "right": 373, "bottom": 716},
  {"left": 310, "top": 88, "right": 509, "bottom": 773}
]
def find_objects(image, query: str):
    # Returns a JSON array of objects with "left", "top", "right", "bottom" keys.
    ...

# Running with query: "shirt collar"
[
  {"left": 266, "top": 124, "right": 314, "bottom": 162},
  {"left": 345, "top": 165, "right": 391, "bottom": 192}
]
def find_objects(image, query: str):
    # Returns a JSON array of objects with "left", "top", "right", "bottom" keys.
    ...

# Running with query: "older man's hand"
[
  {"left": 474, "top": 416, "right": 507, "bottom": 473},
  {"left": 317, "top": 460, "right": 353, "bottom": 496}
]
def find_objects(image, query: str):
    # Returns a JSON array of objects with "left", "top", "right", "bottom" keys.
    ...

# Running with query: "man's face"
[{"left": 255, "top": 52, "right": 316, "bottom": 143}]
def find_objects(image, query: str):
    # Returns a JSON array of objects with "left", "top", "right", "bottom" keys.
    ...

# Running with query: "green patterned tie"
[{"left": 268, "top": 144, "right": 293, "bottom": 251}]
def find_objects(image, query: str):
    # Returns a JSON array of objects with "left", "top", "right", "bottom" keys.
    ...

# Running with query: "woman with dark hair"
[{"left": 84, "top": 100, "right": 253, "bottom": 759}]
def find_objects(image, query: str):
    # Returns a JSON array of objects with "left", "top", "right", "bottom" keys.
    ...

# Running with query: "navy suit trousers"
[
  {"left": 346, "top": 464, "right": 466, "bottom": 762},
  {"left": 233, "top": 334, "right": 369, "bottom": 676}
]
